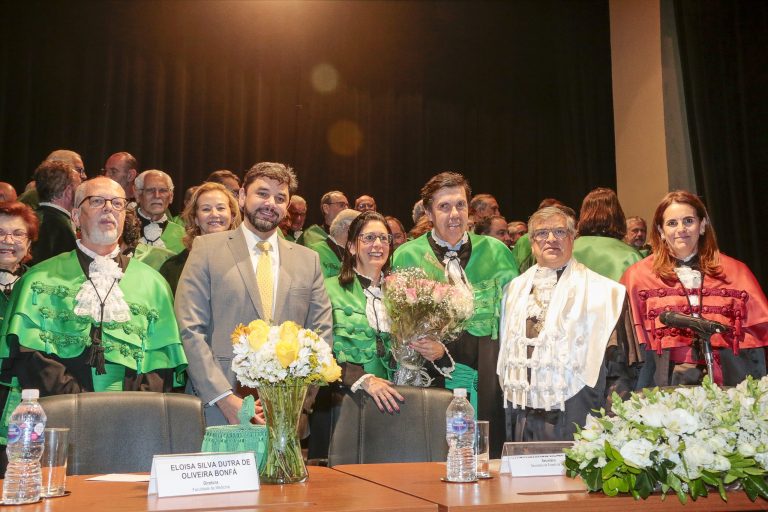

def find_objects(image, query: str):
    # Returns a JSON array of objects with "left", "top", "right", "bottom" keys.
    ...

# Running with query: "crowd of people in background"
[{"left": 1, "top": 147, "right": 767, "bottom": 466}]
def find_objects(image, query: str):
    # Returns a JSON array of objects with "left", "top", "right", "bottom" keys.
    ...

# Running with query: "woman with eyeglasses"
[
  {"left": 159, "top": 182, "right": 241, "bottom": 295},
  {"left": 325, "top": 211, "right": 404, "bottom": 409},
  {"left": 0, "top": 202, "right": 38, "bottom": 325},
  {"left": 622, "top": 190, "right": 768, "bottom": 388},
  {"left": 0, "top": 201, "right": 38, "bottom": 471},
  {"left": 308, "top": 212, "right": 405, "bottom": 460}
]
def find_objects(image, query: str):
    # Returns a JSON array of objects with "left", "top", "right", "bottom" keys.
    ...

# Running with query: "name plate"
[
  {"left": 499, "top": 441, "right": 571, "bottom": 477},
  {"left": 148, "top": 452, "right": 259, "bottom": 497}
]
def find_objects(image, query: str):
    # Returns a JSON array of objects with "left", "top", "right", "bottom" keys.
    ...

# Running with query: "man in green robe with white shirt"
[
  {"left": 0, "top": 177, "right": 187, "bottom": 400},
  {"left": 392, "top": 172, "right": 518, "bottom": 457},
  {"left": 134, "top": 170, "right": 185, "bottom": 254}
]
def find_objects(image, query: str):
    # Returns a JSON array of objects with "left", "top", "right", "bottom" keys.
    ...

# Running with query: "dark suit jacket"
[{"left": 30, "top": 204, "right": 76, "bottom": 266}]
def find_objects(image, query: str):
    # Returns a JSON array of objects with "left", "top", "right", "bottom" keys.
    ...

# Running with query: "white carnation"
[
  {"left": 663, "top": 408, "right": 699, "bottom": 435},
  {"left": 619, "top": 438, "right": 654, "bottom": 468},
  {"left": 639, "top": 403, "right": 668, "bottom": 428}
]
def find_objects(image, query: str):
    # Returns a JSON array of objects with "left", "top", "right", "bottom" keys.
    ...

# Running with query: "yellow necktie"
[{"left": 255, "top": 241, "right": 273, "bottom": 323}]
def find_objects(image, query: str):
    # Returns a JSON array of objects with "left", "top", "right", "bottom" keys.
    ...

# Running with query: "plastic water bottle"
[
  {"left": 2, "top": 389, "right": 47, "bottom": 504},
  {"left": 445, "top": 388, "right": 476, "bottom": 482}
]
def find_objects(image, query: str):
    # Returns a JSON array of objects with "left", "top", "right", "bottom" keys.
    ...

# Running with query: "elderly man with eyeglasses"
[
  {"left": 497, "top": 206, "right": 640, "bottom": 443},
  {"left": 0, "top": 177, "right": 187, "bottom": 410},
  {"left": 134, "top": 170, "right": 185, "bottom": 254},
  {"left": 297, "top": 190, "right": 349, "bottom": 247}
]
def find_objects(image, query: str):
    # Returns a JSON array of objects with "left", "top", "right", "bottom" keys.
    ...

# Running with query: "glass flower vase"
[
  {"left": 391, "top": 337, "right": 431, "bottom": 387},
  {"left": 257, "top": 383, "right": 308, "bottom": 484}
]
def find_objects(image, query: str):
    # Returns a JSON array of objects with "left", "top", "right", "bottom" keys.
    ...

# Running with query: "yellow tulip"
[{"left": 275, "top": 337, "right": 300, "bottom": 368}]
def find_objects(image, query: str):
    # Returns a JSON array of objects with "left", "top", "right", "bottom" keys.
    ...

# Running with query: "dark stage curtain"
[
  {"left": 674, "top": 0, "right": 768, "bottom": 288},
  {"left": 1, "top": 1, "right": 616, "bottom": 227}
]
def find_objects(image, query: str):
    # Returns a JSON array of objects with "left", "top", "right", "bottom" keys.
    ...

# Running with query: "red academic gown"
[{"left": 621, "top": 254, "right": 768, "bottom": 385}]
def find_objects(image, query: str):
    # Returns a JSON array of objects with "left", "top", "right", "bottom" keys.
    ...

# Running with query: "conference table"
[
  {"left": 0, "top": 466, "right": 435, "bottom": 512},
  {"left": 3, "top": 462, "right": 767, "bottom": 511},
  {"left": 334, "top": 461, "right": 768, "bottom": 512}
]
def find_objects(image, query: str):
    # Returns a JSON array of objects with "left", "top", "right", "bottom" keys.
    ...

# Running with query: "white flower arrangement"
[
  {"left": 566, "top": 376, "right": 768, "bottom": 503},
  {"left": 230, "top": 320, "right": 341, "bottom": 387}
]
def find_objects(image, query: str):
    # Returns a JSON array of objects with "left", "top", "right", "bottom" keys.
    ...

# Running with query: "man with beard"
[
  {"left": 175, "top": 162, "right": 332, "bottom": 426},
  {"left": 0, "top": 177, "right": 187, "bottom": 401},
  {"left": 624, "top": 216, "right": 651, "bottom": 256}
]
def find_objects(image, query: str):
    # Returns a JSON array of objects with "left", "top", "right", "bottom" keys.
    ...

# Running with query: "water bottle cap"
[
  {"left": 453, "top": 388, "right": 467, "bottom": 398},
  {"left": 21, "top": 389, "right": 40, "bottom": 400}
]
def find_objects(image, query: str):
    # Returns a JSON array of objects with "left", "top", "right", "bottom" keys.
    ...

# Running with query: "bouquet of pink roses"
[{"left": 383, "top": 267, "right": 474, "bottom": 386}]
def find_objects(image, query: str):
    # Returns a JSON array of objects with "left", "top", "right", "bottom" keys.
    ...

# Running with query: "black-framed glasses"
[
  {"left": 0, "top": 230, "right": 28, "bottom": 243},
  {"left": 359, "top": 233, "right": 393, "bottom": 245},
  {"left": 326, "top": 201, "right": 349, "bottom": 208},
  {"left": 532, "top": 228, "right": 570, "bottom": 242},
  {"left": 78, "top": 195, "right": 128, "bottom": 211}
]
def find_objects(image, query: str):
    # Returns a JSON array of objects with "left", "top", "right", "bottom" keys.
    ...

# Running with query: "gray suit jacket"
[{"left": 174, "top": 226, "right": 332, "bottom": 425}]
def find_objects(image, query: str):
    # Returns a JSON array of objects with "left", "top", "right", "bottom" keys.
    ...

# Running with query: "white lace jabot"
[{"left": 73, "top": 241, "right": 131, "bottom": 323}]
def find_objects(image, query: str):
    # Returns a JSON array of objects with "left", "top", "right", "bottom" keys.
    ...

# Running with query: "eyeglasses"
[
  {"left": 326, "top": 201, "right": 349, "bottom": 208},
  {"left": 78, "top": 195, "right": 128, "bottom": 211},
  {"left": 0, "top": 230, "right": 28, "bottom": 243},
  {"left": 140, "top": 187, "right": 172, "bottom": 196},
  {"left": 359, "top": 233, "right": 393, "bottom": 245},
  {"left": 532, "top": 228, "right": 570, "bottom": 242}
]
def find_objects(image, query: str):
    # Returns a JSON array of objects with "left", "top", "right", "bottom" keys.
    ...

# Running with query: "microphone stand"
[{"left": 693, "top": 331, "right": 716, "bottom": 387}]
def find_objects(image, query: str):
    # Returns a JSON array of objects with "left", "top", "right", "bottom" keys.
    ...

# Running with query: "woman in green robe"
[
  {"left": 309, "top": 212, "right": 405, "bottom": 460},
  {"left": 0, "top": 201, "right": 38, "bottom": 471}
]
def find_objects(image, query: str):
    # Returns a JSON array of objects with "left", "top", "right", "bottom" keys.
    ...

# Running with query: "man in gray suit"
[{"left": 175, "top": 162, "right": 332, "bottom": 425}]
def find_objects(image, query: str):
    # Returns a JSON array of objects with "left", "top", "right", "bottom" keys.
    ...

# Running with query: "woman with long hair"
[
  {"left": 573, "top": 187, "right": 643, "bottom": 281},
  {"left": 622, "top": 190, "right": 768, "bottom": 387},
  {"left": 309, "top": 211, "right": 404, "bottom": 461},
  {"left": 325, "top": 211, "right": 403, "bottom": 410},
  {"left": 159, "top": 182, "right": 241, "bottom": 294}
]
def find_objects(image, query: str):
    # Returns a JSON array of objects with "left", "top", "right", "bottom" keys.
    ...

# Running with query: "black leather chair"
[
  {"left": 39, "top": 392, "right": 205, "bottom": 475},
  {"left": 327, "top": 386, "right": 452, "bottom": 466}
]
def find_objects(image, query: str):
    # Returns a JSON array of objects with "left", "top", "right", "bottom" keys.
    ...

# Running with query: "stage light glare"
[
  {"left": 311, "top": 63, "right": 339, "bottom": 93},
  {"left": 327, "top": 120, "right": 363, "bottom": 156}
]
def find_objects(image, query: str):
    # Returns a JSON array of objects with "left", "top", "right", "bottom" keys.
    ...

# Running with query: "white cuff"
[
  {"left": 207, "top": 390, "right": 233, "bottom": 407},
  {"left": 431, "top": 342, "right": 456, "bottom": 378},
  {"left": 351, "top": 374, "right": 374, "bottom": 393}
]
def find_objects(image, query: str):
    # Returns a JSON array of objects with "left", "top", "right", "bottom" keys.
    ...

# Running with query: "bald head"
[{"left": 0, "top": 182, "right": 17, "bottom": 202}]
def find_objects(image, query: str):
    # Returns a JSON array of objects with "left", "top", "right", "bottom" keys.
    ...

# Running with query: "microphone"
[{"left": 658, "top": 311, "right": 730, "bottom": 335}]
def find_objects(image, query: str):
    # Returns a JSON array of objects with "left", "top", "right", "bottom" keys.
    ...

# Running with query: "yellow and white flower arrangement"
[{"left": 230, "top": 320, "right": 341, "bottom": 387}]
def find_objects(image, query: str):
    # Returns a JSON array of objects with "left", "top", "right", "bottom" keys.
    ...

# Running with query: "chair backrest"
[
  {"left": 327, "top": 386, "right": 452, "bottom": 466},
  {"left": 39, "top": 392, "right": 205, "bottom": 475}
]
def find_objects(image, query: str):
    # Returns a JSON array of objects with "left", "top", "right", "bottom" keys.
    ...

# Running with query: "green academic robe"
[
  {"left": 392, "top": 232, "right": 518, "bottom": 457},
  {"left": 324, "top": 276, "right": 392, "bottom": 379},
  {"left": 0, "top": 250, "right": 187, "bottom": 378},
  {"left": 309, "top": 240, "right": 342, "bottom": 279},
  {"left": 573, "top": 236, "right": 643, "bottom": 282},
  {"left": 392, "top": 232, "right": 519, "bottom": 339},
  {"left": 159, "top": 221, "right": 186, "bottom": 254},
  {"left": 296, "top": 224, "right": 327, "bottom": 247}
]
